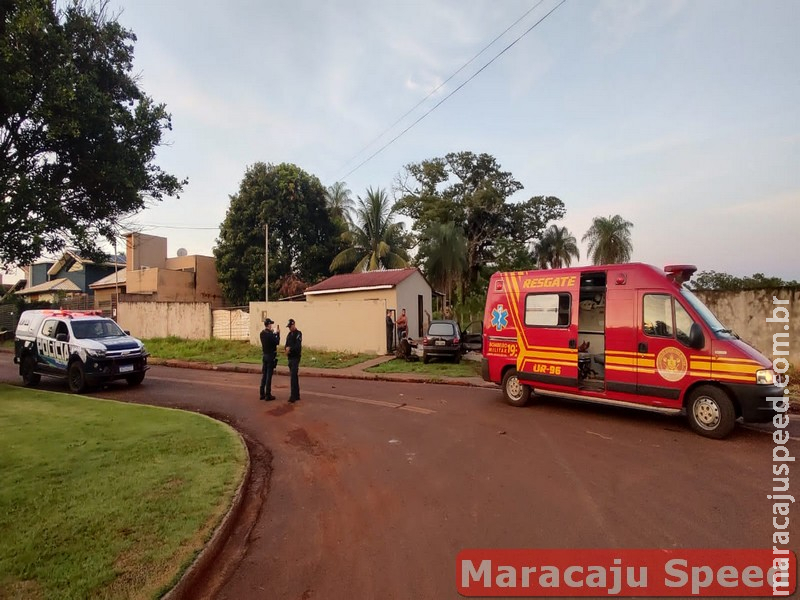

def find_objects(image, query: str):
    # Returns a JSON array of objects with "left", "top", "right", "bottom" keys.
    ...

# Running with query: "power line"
[
  {"left": 336, "top": 0, "right": 549, "bottom": 176},
  {"left": 340, "top": 0, "right": 567, "bottom": 182}
]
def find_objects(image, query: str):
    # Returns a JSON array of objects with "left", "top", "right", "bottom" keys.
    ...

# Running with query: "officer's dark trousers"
[
  {"left": 288, "top": 356, "right": 300, "bottom": 401},
  {"left": 260, "top": 353, "right": 275, "bottom": 398}
]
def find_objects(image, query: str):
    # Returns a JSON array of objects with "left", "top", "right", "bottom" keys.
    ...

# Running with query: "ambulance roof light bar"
[{"left": 664, "top": 265, "right": 697, "bottom": 287}]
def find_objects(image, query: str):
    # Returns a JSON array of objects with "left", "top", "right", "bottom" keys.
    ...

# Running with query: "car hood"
[{"left": 81, "top": 337, "right": 142, "bottom": 352}]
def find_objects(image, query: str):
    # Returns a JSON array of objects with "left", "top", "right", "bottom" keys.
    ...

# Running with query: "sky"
[{"left": 6, "top": 0, "right": 799, "bottom": 284}]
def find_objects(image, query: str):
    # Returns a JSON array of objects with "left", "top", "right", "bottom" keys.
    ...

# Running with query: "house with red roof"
[
  {"left": 249, "top": 267, "right": 434, "bottom": 354},
  {"left": 305, "top": 268, "right": 433, "bottom": 339}
]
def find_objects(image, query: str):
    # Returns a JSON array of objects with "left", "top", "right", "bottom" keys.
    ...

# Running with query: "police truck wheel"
[
  {"left": 21, "top": 355, "right": 41, "bottom": 386},
  {"left": 502, "top": 370, "right": 530, "bottom": 407},
  {"left": 126, "top": 373, "right": 145, "bottom": 386},
  {"left": 687, "top": 385, "right": 736, "bottom": 439},
  {"left": 68, "top": 361, "right": 87, "bottom": 393}
]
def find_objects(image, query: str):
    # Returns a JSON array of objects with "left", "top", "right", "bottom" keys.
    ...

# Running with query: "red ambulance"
[{"left": 481, "top": 263, "right": 780, "bottom": 439}]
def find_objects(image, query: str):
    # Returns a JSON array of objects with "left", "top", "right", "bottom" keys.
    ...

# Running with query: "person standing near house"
[
  {"left": 284, "top": 318, "right": 302, "bottom": 403},
  {"left": 259, "top": 318, "right": 280, "bottom": 400},
  {"left": 385, "top": 309, "right": 395, "bottom": 354},
  {"left": 396, "top": 308, "right": 408, "bottom": 340}
]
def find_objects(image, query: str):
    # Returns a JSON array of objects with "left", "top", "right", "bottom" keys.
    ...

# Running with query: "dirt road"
[{"left": 1, "top": 358, "right": 795, "bottom": 599}]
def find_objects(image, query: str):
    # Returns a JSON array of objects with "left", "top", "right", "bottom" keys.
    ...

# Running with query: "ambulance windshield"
[{"left": 680, "top": 289, "right": 736, "bottom": 339}]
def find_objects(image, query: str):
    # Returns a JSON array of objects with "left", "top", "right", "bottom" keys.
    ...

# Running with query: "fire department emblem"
[
  {"left": 656, "top": 347, "right": 688, "bottom": 382},
  {"left": 491, "top": 304, "right": 509, "bottom": 332}
]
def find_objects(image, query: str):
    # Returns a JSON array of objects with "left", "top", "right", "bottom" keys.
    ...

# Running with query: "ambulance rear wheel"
[
  {"left": 687, "top": 385, "right": 735, "bottom": 439},
  {"left": 21, "top": 355, "right": 41, "bottom": 386},
  {"left": 68, "top": 361, "right": 87, "bottom": 394},
  {"left": 502, "top": 370, "right": 530, "bottom": 407}
]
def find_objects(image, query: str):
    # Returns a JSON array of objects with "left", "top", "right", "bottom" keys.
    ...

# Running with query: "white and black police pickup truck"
[{"left": 14, "top": 310, "right": 149, "bottom": 393}]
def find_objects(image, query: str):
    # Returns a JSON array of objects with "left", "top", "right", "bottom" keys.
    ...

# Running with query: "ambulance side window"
[
  {"left": 674, "top": 302, "right": 695, "bottom": 347},
  {"left": 525, "top": 293, "right": 571, "bottom": 327},
  {"left": 643, "top": 294, "right": 674, "bottom": 338}
]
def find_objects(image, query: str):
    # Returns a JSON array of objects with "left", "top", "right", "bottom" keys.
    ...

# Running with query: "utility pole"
[
  {"left": 113, "top": 235, "right": 119, "bottom": 319},
  {"left": 265, "top": 223, "right": 269, "bottom": 302}
]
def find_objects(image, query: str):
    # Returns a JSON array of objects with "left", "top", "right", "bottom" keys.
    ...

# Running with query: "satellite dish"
[{"left": 177, "top": 248, "right": 188, "bottom": 257}]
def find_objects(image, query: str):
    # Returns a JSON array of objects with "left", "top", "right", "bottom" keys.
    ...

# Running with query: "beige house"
[
  {"left": 14, "top": 277, "right": 82, "bottom": 303},
  {"left": 249, "top": 268, "right": 434, "bottom": 354},
  {"left": 90, "top": 233, "right": 224, "bottom": 308}
]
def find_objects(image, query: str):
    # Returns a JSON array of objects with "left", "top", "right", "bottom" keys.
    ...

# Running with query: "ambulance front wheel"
[
  {"left": 502, "top": 370, "right": 531, "bottom": 407},
  {"left": 687, "top": 385, "right": 736, "bottom": 439}
]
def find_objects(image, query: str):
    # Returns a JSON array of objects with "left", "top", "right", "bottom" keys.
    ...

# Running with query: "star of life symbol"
[{"left": 491, "top": 304, "right": 509, "bottom": 332}]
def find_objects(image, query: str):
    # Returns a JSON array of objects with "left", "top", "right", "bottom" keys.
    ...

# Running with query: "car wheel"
[
  {"left": 68, "top": 361, "right": 87, "bottom": 394},
  {"left": 126, "top": 372, "right": 145, "bottom": 386},
  {"left": 422, "top": 351, "right": 429, "bottom": 364},
  {"left": 687, "top": 385, "right": 736, "bottom": 439},
  {"left": 453, "top": 353, "right": 461, "bottom": 364},
  {"left": 21, "top": 355, "right": 41, "bottom": 387},
  {"left": 502, "top": 369, "right": 530, "bottom": 407}
]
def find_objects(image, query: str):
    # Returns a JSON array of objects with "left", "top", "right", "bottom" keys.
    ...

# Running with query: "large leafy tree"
[
  {"left": 582, "top": 215, "right": 634, "bottom": 265},
  {"left": 689, "top": 271, "right": 799, "bottom": 291},
  {"left": 214, "top": 162, "right": 340, "bottom": 304},
  {"left": 0, "top": 0, "right": 185, "bottom": 267},
  {"left": 395, "top": 151, "right": 564, "bottom": 294},
  {"left": 330, "top": 187, "right": 410, "bottom": 272},
  {"left": 534, "top": 225, "right": 580, "bottom": 269}
]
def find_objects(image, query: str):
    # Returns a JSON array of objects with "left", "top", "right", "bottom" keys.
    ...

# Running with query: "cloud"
[{"left": 591, "top": 0, "right": 688, "bottom": 51}]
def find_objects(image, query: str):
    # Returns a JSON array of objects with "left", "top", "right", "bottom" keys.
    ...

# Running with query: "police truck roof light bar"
[{"left": 43, "top": 309, "right": 104, "bottom": 319}]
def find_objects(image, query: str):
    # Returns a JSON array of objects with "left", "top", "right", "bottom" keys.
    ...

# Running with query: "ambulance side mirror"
[{"left": 688, "top": 323, "right": 704, "bottom": 350}]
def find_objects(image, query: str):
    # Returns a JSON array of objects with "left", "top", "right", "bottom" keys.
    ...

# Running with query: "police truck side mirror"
[
  {"left": 56, "top": 333, "right": 68, "bottom": 342},
  {"left": 689, "top": 322, "right": 704, "bottom": 350}
]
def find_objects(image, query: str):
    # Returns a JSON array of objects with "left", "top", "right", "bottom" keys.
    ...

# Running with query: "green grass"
[
  {"left": 143, "top": 336, "right": 373, "bottom": 369},
  {"left": 0, "top": 385, "right": 246, "bottom": 600},
  {"left": 143, "top": 337, "right": 263, "bottom": 364},
  {"left": 367, "top": 357, "right": 483, "bottom": 378}
]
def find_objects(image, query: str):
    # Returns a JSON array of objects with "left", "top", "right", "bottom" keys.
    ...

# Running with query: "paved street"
[{"left": 1, "top": 356, "right": 796, "bottom": 599}]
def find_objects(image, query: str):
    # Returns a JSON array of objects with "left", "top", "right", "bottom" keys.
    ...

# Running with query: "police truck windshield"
[{"left": 71, "top": 320, "right": 126, "bottom": 339}]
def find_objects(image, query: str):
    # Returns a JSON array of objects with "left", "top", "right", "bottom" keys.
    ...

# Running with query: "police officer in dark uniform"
[
  {"left": 259, "top": 318, "right": 280, "bottom": 400},
  {"left": 284, "top": 318, "right": 302, "bottom": 403}
]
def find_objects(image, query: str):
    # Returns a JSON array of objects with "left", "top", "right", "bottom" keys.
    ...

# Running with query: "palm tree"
[
  {"left": 582, "top": 215, "right": 634, "bottom": 265},
  {"left": 325, "top": 181, "right": 354, "bottom": 224},
  {"left": 420, "top": 221, "right": 467, "bottom": 309},
  {"left": 534, "top": 225, "right": 580, "bottom": 269},
  {"left": 329, "top": 187, "right": 409, "bottom": 272}
]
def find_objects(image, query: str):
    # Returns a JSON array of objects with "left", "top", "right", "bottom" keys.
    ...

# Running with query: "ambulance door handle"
[
  {"left": 638, "top": 342, "right": 648, "bottom": 353},
  {"left": 568, "top": 339, "right": 576, "bottom": 349}
]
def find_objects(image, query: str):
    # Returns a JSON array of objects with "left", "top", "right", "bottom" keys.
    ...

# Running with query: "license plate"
[
  {"left": 435, "top": 340, "right": 446, "bottom": 346},
  {"left": 119, "top": 364, "right": 134, "bottom": 373}
]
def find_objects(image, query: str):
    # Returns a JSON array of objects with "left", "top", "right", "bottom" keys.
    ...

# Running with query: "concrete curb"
[
  {"left": 146, "top": 357, "right": 497, "bottom": 389},
  {"left": 163, "top": 430, "right": 251, "bottom": 600}
]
